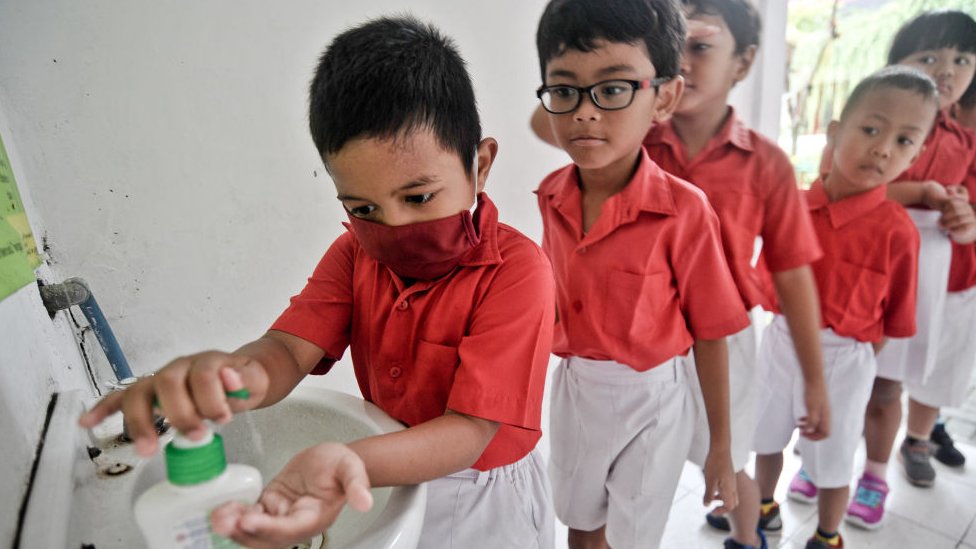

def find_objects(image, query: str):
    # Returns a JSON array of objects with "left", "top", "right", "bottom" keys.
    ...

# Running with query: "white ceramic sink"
[{"left": 20, "top": 383, "right": 426, "bottom": 548}]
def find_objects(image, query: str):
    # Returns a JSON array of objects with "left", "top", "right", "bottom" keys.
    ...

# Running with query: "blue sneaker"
[{"left": 723, "top": 529, "right": 768, "bottom": 549}]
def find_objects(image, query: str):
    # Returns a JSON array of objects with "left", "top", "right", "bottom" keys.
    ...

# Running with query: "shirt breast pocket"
[
  {"left": 413, "top": 340, "right": 461, "bottom": 410},
  {"left": 831, "top": 259, "right": 887, "bottom": 332},
  {"left": 604, "top": 269, "right": 673, "bottom": 341}
]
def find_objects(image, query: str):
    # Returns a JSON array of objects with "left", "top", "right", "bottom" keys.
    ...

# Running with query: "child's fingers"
[
  {"left": 336, "top": 456, "right": 373, "bottom": 513},
  {"left": 210, "top": 500, "right": 248, "bottom": 536},
  {"left": 118, "top": 380, "right": 162, "bottom": 456},
  {"left": 78, "top": 390, "right": 125, "bottom": 428},
  {"left": 154, "top": 362, "right": 210, "bottom": 440}
]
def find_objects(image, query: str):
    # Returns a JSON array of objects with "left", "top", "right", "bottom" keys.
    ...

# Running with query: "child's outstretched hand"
[
  {"left": 798, "top": 381, "right": 831, "bottom": 440},
  {"left": 703, "top": 449, "right": 738, "bottom": 515},
  {"left": 78, "top": 352, "right": 268, "bottom": 456},
  {"left": 211, "top": 442, "right": 373, "bottom": 549}
]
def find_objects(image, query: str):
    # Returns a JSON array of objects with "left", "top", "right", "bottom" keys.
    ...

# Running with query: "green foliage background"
[{"left": 783, "top": 0, "right": 975, "bottom": 183}]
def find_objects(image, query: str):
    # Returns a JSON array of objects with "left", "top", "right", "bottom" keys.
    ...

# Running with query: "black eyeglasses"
[{"left": 536, "top": 77, "right": 672, "bottom": 114}]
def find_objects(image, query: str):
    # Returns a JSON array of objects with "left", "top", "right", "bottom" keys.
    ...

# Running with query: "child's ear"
[
  {"left": 652, "top": 76, "right": 685, "bottom": 121},
  {"left": 474, "top": 138, "right": 498, "bottom": 193},
  {"left": 825, "top": 120, "right": 840, "bottom": 146},
  {"left": 733, "top": 45, "right": 758, "bottom": 84}
]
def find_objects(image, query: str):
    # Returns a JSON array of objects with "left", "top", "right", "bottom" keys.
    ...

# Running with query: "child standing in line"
[
  {"left": 643, "top": 3, "right": 827, "bottom": 549},
  {"left": 754, "top": 66, "right": 936, "bottom": 549},
  {"left": 80, "top": 16, "right": 557, "bottom": 549},
  {"left": 534, "top": 1, "right": 749, "bottom": 547},
  {"left": 808, "top": 10, "right": 976, "bottom": 532}
]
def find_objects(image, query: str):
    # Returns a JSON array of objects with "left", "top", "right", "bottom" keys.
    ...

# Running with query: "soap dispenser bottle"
[{"left": 134, "top": 425, "right": 262, "bottom": 548}]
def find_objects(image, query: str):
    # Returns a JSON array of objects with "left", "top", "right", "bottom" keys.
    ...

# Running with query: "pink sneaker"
[
  {"left": 845, "top": 472, "right": 889, "bottom": 530},
  {"left": 788, "top": 469, "right": 817, "bottom": 503}
]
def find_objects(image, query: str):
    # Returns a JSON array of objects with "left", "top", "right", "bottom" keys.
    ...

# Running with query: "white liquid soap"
[{"left": 135, "top": 425, "right": 262, "bottom": 548}]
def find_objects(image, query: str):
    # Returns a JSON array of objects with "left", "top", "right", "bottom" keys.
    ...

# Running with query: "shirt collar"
[
  {"left": 458, "top": 192, "right": 502, "bottom": 266},
  {"left": 807, "top": 178, "right": 888, "bottom": 228},
  {"left": 537, "top": 147, "right": 678, "bottom": 219},
  {"left": 645, "top": 106, "right": 754, "bottom": 155}
]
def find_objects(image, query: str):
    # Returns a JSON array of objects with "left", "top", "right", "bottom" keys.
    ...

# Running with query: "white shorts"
[
  {"left": 687, "top": 318, "right": 759, "bottom": 472},
  {"left": 417, "top": 449, "right": 554, "bottom": 549},
  {"left": 907, "top": 286, "right": 976, "bottom": 408},
  {"left": 548, "top": 356, "right": 694, "bottom": 549},
  {"left": 753, "top": 316, "right": 876, "bottom": 489},
  {"left": 876, "top": 209, "right": 951, "bottom": 384}
]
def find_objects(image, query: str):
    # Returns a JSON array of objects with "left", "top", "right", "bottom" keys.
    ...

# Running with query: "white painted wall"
[
  {"left": 0, "top": 0, "right": 572, "bottom": 398},
  {"left": 0, "top": 106, "right": 92, "bottom": 545},
  {"left": 0, "top": 1, "right": 787, "bottom": 543}
]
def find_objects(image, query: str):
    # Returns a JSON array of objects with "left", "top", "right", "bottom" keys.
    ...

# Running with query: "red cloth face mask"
[
  {"left": 345, "top": 203, "right": 481, "bottom": 280},
  {"left": 345, "top": 153, "right": 483, "bottom": 280}
]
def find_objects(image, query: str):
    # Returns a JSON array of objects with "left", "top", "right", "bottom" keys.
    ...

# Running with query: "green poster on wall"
[{"left": 0, "top": 131, "right": 40, "bottom": 300}]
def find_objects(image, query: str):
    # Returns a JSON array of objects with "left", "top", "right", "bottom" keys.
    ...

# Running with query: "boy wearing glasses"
[{"left": 533, "top": 1, "right": 748, "bottom": 547}]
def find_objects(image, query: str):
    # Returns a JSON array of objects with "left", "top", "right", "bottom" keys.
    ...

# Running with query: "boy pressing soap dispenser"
[{"left": 135, "top": 390, "right": 261, "bottom": 549}]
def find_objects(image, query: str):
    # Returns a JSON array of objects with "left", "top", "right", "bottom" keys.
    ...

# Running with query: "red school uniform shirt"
[
  {"left": 271, "top": 194, "right": 555, "bottom": 471},
  {"left": 804, "top": 180, "right": 919, "bottom": 343},
  {"left": 820, "top": 111, "right": 976, "bottom": 292},
  {"left": 535, "top": 148, "right": 750, "bottom": 371},
  {"left": 644, "top": 110, "right": 823, "bottom": 310},
  {"left": 900, "top": 111, "right": 976, "bottom": 293}
]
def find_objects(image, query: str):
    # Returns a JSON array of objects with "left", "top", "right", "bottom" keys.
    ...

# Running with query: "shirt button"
[
  {"left": 397, "top": 300, "right": 409, "bottom": 311},
  {"left": 573, "top": 300, "right": 583, "bottom": 313},
  {"left": 389, "top": 366, "right": 402, "bottom": 378}
]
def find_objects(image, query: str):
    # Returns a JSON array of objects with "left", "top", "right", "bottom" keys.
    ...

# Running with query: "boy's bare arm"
[
  {"left": 79, "top": 330, "right": 325, "bottom": 455},
  {"left": 348, "top": 411, "right": 499, "bottom": 486},
  {"left": 692, "top": 337, "right": 737, "bottom": 513},
  {"left": 887, "top": 180, "right": 948, "bottom": 208},
  {"left": 772, "top": 265, "right": 830, "bottom": 440}
]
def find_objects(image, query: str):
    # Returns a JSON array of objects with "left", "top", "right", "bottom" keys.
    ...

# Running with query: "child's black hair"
[
  {"left": 309, "top": 16, "right": 481, "bottom": 172},
  {"left": 536, "top": 0, "right": 686, "bottom": 82},
  {"left": 888, "top": 10, "right": 976, "bottom": 64},
  {"left": 683, "top": 0, "right": 761, "bottom": 54},
  {"left": 840, "top": 65, "right": 939, "bottom": 122}
]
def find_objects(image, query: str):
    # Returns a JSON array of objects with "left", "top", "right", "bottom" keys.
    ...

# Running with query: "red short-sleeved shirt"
[
  {"left": 271, "top": 194, "right": 555, "bottom": 471},
  {"left": 900, "top": 112, "right": 976, "bottom": 292},
  {"left": 821, "top": 111, "right": 976, "bottom": 292},
  {"left": 536, "top": 148, "right": 750, "bottom": 371},
  {"left": 804, "top": 180, "right": 919, "bottom": 343},
  {"left": 644, "top": 110, "right": 823, "bottom": 310}
]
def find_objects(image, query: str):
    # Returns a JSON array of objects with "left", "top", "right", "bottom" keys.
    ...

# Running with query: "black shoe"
[
  {"left": 931, "top": 423, "right": 966, "bottom": 467},
  {"left": 706, "top": 503, "right": 782, "bottom": 532}
]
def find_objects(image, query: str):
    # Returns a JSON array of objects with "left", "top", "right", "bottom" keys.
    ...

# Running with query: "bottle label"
[{"left": 171, "top": 512, "right": 243, "bottom": 548}]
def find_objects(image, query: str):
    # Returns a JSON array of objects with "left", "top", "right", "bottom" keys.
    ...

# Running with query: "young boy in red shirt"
[
  {"left": 533, "top": 1, "right": 748, "bottom": 547},
  {"left": 815, "top": 10, "right": 976, "bottom": 531},
  {"left": 643, "top": 3, "right": 826, "bottom": 548},
  {"left": 754, "top": 66, "right": 935, "bottom": 549},
  {"left": 80, "top": 16, "right": 556, "bottom": 549}
]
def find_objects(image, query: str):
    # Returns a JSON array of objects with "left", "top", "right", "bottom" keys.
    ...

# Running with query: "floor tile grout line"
[{"left": 957, "top": 513, "right": 976, "bottom": 547}]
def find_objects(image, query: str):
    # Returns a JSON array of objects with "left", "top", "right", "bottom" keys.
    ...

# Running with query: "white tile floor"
[{"left": 538, "top": 356, "right": 976, "bottom": 548}]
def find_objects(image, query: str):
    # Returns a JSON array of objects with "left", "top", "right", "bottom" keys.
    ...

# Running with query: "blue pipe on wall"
[{"left": 39, "top": 277, "right": 134, "bottom": 381}]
